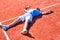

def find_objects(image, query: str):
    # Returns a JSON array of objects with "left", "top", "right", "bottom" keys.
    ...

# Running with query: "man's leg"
[
  {"left": 21, "top": 16, "right": 31, "bottom": 34},
  {"left": 8, "top": 18, "right": 22, "bottom": 28},
  {"left": 0, "top": 18, "right": 22, "bottom": 31}
]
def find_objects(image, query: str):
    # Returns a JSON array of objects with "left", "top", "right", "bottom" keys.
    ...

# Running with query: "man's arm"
[{"left": 42, "top": 10, "right": 53, "bottom": 15}]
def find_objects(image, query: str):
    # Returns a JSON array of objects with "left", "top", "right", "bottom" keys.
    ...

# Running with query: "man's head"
[
  {"left": 25, "top": 6, "right": 30, "bottom": 10},
  {"left": 36, "top": 8, "right": 40, "bottom": 11}
]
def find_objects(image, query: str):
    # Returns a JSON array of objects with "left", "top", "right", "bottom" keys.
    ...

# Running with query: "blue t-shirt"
[{"left": 27, "top": 9, "right": 42, "bottom": 17}]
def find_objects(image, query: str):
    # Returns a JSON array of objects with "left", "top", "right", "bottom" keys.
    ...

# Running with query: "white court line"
[
  {"left": 41, "top": 3, "right": 60, "bottom": 10},
  {"left": 41, "top": 1, "right": 47, "bottom": 3},
  {"left": 1, "top": 16, "right": 19, "bottom": 23},
  {"left": 2, "top": 29, "right": 10, "bottom": 40},
  {"left": 1, "top": 3, "right": 60, "bottom": 23}
]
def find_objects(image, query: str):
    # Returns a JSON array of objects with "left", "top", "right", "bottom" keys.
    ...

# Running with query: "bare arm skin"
[{"left": 42, "top": 10, "right": 53, "bottom": 15}]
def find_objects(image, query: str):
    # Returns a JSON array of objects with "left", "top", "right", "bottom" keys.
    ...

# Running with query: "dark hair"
[{"left": 36, "top": 8, "right": 40, "bottom": 11}]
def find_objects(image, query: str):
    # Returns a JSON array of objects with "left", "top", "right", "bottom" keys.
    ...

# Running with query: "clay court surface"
[{"left": 0, "top": 0, "right": 60, "bottom": 40}]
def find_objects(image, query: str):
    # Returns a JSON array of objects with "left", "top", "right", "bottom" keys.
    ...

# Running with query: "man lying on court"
[{"left": 0, "top": 6, "right": 53, "bottom": 35}]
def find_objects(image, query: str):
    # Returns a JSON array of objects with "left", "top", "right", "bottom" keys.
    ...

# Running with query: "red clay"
[{"left": 0, "top": 0, "right": 60, "bottom": 40}]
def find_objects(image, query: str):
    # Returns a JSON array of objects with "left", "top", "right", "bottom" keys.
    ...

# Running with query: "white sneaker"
[{"left": 21, "top": 29, "right": 28, "bottom": 35}]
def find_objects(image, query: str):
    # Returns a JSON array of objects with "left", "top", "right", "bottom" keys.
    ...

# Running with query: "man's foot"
[
  {"left": 21, "top": 29, "right": 28, "bottom": 35},
  {"left": 2, "top": 25, "right": 9, "bottom": 31},
  {"left": 0, "top": 22, "right": 9, "bottom": 31}
]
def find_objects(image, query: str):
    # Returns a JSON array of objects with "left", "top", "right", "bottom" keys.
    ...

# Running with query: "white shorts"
[{"left": 18, "top": 13, "right": 33, "bottom": 22}]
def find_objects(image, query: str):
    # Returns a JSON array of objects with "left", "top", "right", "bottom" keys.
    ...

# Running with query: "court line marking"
[
  {"left": 1, "top": 3, "right": 60, "bottom": 23},
  {"left": 41, "top": 3, "right": 60, "bottom": 10},
  {"left": 2, "top": 29, "right": 10, "bottom": 40},
  {"left": 41, "top": 1, "right": 47, "bottom": 3},
  {"left": 2, "top": 16, "right": 19, "bottom": 23}
]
